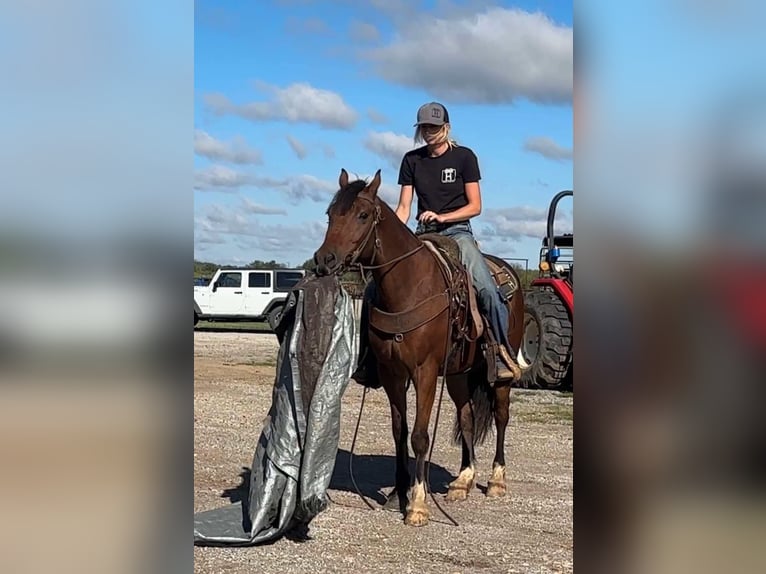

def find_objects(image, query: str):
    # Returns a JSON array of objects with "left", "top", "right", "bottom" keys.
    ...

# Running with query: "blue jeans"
[{"left": 416, "top": 221, "right": 512, "bottom": 352}]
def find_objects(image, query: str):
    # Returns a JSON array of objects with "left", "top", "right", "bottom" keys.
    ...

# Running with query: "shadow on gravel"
[
  {"left": 219, "top": 449, "right": 456, "bottom": 508},
  {"left": 330, "top": 449, "right": 456, "bottom": 503}
]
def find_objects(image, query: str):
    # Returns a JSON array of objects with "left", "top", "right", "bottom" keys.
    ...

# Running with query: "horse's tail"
[{"left": 452, "top": 368, "right": 495, "bottom": 446}]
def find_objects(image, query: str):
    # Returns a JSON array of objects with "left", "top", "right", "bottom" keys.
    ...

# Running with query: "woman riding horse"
[{"left": 352, "top": 101, "right": 519, "bottom": 385}]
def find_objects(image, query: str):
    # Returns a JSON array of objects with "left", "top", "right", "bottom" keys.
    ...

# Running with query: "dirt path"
[{"left": 194, "top": 332, "right": 572, "bottom": 574}]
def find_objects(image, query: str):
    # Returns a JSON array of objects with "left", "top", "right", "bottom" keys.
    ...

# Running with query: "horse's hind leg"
[
  {"left": 488, "top": 382, "right": 511, "bottom": 497},
  {"left": 445, "top": 374, "right": 477, "bottom": 501},
  {"left": 405, "top": 360, "right": 439, "bottom": 526},
  {"left": 381, "top": 363, "right": 409, "bottom": 514}
]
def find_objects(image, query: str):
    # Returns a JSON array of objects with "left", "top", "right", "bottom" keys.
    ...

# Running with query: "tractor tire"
[{"left": 520, "top": 288, "right": 573, "bottom": 390}]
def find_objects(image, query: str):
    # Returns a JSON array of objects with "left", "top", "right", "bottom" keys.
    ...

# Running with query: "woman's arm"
[{"left": 395, "top": 185, "right": 414, "bottom": 224}]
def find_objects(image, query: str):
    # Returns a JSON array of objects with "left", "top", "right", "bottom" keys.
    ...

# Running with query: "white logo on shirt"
[{"left": 441, "top": 168, "right": 456, "bottom": 183}]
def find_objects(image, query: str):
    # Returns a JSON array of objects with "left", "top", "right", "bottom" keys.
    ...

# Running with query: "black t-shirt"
[{"left": 397, "top": 145, "right": 481, "bottom": 219}]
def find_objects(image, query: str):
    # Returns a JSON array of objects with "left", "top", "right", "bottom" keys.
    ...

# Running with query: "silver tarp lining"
[{"left": 194, "top": 276, "right": 358, "bottom": 546}]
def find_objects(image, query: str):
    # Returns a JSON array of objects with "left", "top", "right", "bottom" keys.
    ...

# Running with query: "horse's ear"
[
  {"left": 339, "top": 168, "right": 349, "bottom": 189},
  {"left": 367, "top": 169, "right": 382, "bottom": 197}
]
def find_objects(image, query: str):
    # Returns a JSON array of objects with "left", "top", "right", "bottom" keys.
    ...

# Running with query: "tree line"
[
  {"left": 195, "top": 258, "right": 539, "bottom": 290},
  {"left": 194, "top": 258, "right": 315, "bottom": 278}
]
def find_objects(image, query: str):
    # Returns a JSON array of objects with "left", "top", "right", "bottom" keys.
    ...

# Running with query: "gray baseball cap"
[{"left": 414, "top": 102, "right": 450, "bottom": 126}]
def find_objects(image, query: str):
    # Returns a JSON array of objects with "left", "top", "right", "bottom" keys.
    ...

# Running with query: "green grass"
[
  {"left": 515, "top": 403, "right": 573, "bottom": 424},
  {"left": 194, "top": 320, "right": 272, "bottom": 332}
]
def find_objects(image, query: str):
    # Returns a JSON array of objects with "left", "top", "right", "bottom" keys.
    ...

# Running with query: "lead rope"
[
  {"left": 348, "top": 385, "right": 376, "bottom": 511},
  {"left": 347, "top": 275, "right": 459, "bottom": 524},
  {"left": 424, "top": 293, "right": 459, "bottom": 526},
  {"left": 344, "top": 358, "right": 459, "bottom": 524},
  {"left": 343, "top": 214, "right": 456, "bottom": 523},
  {"left": 325, "top": 384, "right": 375, "bottom": 511}
]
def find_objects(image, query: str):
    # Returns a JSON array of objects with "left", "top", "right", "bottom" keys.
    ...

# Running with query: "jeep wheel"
[
  {"left": 194, "top": 311, "right": 199, "bottom": 326},
  {"left": 267, "top": 306, "right": 283, "bottom": 332}
]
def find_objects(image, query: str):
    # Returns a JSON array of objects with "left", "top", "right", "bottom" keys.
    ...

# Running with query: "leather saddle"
[
  {"left": 367, "top": 232, "right": 519, "bottom": 373},
  {"left": 419, "top": 233, "right": 519, "bottom": 372}
]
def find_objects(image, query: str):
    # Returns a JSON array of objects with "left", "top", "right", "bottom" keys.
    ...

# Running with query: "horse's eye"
[{"left": 358, "top": 212, "right": 369, "bottom": 220}]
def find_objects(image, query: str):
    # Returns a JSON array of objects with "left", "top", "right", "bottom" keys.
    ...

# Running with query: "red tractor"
[{"left": 519, "top": 190, "right": 573, "bottom": 390}]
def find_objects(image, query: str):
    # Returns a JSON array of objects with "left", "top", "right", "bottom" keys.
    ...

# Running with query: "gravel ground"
[{"left": 194, "top": 331, "right": 572, "bottom": 574}]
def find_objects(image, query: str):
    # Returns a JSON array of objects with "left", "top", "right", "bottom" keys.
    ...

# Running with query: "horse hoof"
[
  {"left": 486, "top": 481, "right": 507, "bottom": 498},
  {"left": 404, "top": 509, "right": 430, "bottom": 527},
  {"left": 446, "top": 485, "right": 469, "bottom": 502}
]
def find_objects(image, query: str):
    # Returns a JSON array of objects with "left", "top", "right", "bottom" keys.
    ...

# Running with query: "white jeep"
[{"left": 194, "top": 268, "right": 307, "bottom": 329}]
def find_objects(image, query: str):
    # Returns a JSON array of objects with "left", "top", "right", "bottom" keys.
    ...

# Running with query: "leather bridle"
[{"left": 337, "top": 195, "right": 425, "bottom": 276}]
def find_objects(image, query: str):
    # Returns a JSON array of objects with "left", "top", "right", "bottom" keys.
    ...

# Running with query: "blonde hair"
[{"left": 414, "top": 123, "right": 458, "bottom": 149}]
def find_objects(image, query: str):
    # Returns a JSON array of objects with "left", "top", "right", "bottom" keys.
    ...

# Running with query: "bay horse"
[{"left": 314, "top": 169, "right": 524, "bottom": 526}]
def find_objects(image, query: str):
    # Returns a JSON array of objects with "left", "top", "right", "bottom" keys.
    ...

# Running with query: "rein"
[{"left": 341, "top": 196, "right": 425, "bottom": 280}]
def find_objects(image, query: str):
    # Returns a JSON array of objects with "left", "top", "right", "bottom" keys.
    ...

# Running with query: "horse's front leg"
[
  {"left": 381, "top": 362, "right": 409, "bottom": 513},
  {"left": 406, "top": 360, "right": 439, "bottom": 526}
]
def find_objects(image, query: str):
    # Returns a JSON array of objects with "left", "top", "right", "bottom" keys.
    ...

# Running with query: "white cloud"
[
  {"left": 350, "top": 21, "right": 380, "bottom": 42},
  {"left": 241, "top": 197, "right": 287, "bottom": 215},
  {"left": 203, "top": 82, "right": 359, "bottom": 129},
  {"left": 194, "top": 202, "right": 328, "bottom": 260},
  {"left": 524, "top": 136, "right": 573, "bottom": 161},
  {"left": 365, "top": 7, "right": 572, "bottom": 104},
  {"left": 363, "top": 131, "right": 416, "bottom": 168},
  {"left": 195, "top": 230, "right": 227, "bottom": 245},
  {"left": 481, "top": 205, "right": 572, "bottom": 241},
  {"left": 378, "top": 182, "right": 400, "bottom": 206},
  {"left": 193, "top": 164, "right": 338, "bottom": 204},
  {"left": 194, "top": 130, "right": 263, "bottom": 165},
  {"left": 253, "top": 174, "right": 338, "bottom": 204},
  {"left": 194, "top": 165, "right": 253, "bottom": 191},
  {"left": 286, "top": 134, "right": 308, "bottom": 159}
]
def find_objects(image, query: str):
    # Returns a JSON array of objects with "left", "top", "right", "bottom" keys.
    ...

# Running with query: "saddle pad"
[{"left": 418, "top": 233, "right": 461, "bottom": 267}]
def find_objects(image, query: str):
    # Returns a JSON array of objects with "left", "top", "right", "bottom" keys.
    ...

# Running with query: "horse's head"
[{"left": 314, "top": 168, "right": 382, "bottom": 276}]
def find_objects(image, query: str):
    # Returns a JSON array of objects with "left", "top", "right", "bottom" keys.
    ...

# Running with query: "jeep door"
[
  {"left": 209, "top": 271, "right": 246, "bottom": 315},
  {"left": 244, "top": 271, "right": 272, "bottom": 316}
]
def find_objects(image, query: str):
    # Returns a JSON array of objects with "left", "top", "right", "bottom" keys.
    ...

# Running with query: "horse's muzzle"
[{"left": 313, "top": 249, "right": 341, "bottom": 277}]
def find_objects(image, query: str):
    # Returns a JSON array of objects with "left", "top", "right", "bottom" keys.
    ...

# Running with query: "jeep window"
[
  {"left": 275, "top": 271, "right": 304, "bottom": 291},
  {"left": 217, "top": 272, "right": 241, "bottom": 288},
  {"left": 248, "top": 272, "right": 271, "bottom": 288}
]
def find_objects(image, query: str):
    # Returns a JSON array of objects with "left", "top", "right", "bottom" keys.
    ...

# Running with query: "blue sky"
[{"left": 194, "top": 0, "right": 573, "bottom": 268}]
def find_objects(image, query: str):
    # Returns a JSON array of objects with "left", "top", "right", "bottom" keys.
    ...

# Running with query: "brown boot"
[
  {"left": 351, "top": 363, "right": 369, "bottom": 385},
  {"left": 496, "top": 345, "right": 521, "bottom": 381},
  {"left": 351, "top": 352, "right": 382, "bottom": 389},
  {"left": 495, "top": 359, "right": 516, "bottom": 381}
]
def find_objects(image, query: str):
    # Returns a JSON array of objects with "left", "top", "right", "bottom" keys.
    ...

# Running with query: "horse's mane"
[{"left": 327, "top": 179, "right": 368, "bottom": 215}]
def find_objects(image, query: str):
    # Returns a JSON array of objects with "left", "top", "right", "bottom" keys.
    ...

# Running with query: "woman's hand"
[{"left": 418, "top": 211, "right": 444, "bottom": 224}]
